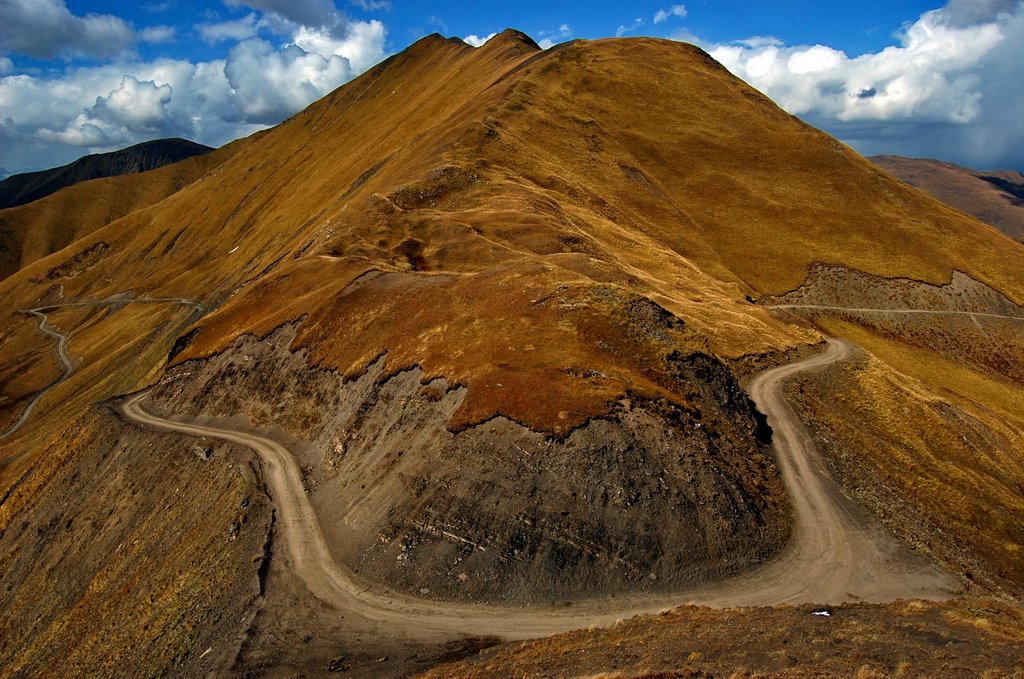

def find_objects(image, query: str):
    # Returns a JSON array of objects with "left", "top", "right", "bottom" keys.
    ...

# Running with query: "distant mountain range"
[
  {"left": 0, "top": 138, "right": 213, "bottom": 210},
  {"left": 0, "top": 137, "right": 250, "bottom": 280},
  {"left": 871, "top": 155, "right": 1024, "bottom": 242}
]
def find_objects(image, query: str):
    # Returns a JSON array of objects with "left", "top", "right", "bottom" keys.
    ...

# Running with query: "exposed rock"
[{"left": 149, "top": 323, "right": 789, "bottom": 603}]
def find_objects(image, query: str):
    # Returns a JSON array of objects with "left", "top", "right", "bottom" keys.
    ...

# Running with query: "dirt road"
[
  {"left": 120, "top": 338, "right": 956, "bottom": 640},
  {"left": 1, "top": 297, "right": 201, "bottom": 443},
  {"left": 769, "top": 303, "right": 1024, "bottom": 322},
  {"left": 0, "top": 311, "right": 74, "bottom": 440}
]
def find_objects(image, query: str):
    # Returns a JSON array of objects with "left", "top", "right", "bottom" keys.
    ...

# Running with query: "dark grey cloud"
[
  {"left": 0, "top": 0, "right": 136, "bottom": 59},
  {"left": 938, "top": 0, "right": 1022, "bottom": 26},
  {"left": 225, "top": 0, "right": 346, "bottom": 33}
]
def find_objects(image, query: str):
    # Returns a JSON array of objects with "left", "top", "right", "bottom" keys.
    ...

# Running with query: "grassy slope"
[
  {"left": 872, "top": 155, "right": 1024, "bottom": 241},
  {"left": 789, "top": 318, "right": 1024, "bottom": 596},
  {"left": 1, "top": 28, "right": 1021, "bottom": 503},
  {"left": 0, "top": 136, "right": 255, "bottom": 281},
  {"left": 419, "top": 599, "right": 1024, "bottom": 678}
]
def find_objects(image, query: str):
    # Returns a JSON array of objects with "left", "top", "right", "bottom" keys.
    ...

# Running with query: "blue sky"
[{"left": 1, "top": 0, "right": 1023, "bottom": 173}]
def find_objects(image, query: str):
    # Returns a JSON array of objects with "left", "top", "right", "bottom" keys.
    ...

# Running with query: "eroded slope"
[{"left": 150, "top": 320, "right": 785, "bottom": 602}]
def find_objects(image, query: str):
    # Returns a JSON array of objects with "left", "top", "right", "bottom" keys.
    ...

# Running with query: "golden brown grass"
[
  {"left": 3, "top": 32, "right": 1020, "bottom": 439},
  {"left": 418, "top": 599, "right": 1024, "bottom": 678},
  {"left": 0, "top": 410, "right": 268, "bottom": 679},
  {"left": 1, "top": 30, "right": 1023, "bottom": 678},
  {"left": 0, "top": 136, "right": 254, "bottom": 280},
  {"left": 788, "top": 318, "right": 1024, "bottom": 594}
]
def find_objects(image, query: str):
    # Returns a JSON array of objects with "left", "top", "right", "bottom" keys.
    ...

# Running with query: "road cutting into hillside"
[
  {"left": 0, "top": 311, "right": 74, "bottom": 440},
  {"left": 769, "top": 303, "right": 1024, "bottom": 322},
  {"left": 120, "top": 337, "right": 957, "bottom": 640},
  {"left": 0, "top": 297, "right": 202, "bottom": 444}
]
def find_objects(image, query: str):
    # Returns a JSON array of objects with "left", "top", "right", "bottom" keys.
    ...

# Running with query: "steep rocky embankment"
[{"left": 149, "top": 312, "right": 785, "bottom": 603}]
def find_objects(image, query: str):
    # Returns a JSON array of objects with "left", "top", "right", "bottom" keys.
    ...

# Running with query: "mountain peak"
[{"left": 493, "top": 28, "right": 540, "bottom": 48}]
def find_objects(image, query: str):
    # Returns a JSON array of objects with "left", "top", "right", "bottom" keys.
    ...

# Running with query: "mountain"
[
  {"left": 0, "top": 31, "right": 1022, "bottom": 677},
  {"left": 872, "top": 155, "right": 1024, "bottom": 242},
  {"left": 0, "top": 168, "right": 9, "bottom": 180},
  {"left": 0, "top": 137, "right": 213, "bottom": 210},
  {"left": 0, "top": 135, "right": 258, "bottom": 281}
]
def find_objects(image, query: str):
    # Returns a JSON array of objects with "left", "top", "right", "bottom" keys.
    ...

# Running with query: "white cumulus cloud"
[
  {"left": 292, "top": 19, "right": 385, "bottom": 72},
  {"left": 616, "top": 18, "right": 644, "bottom": 37},
  {"left": 140, "top": 25, "right": 176, "bottom": 44},
  {"left": 224, "top": 39, "right": 351, "bottom": 123},
  {"left": 198, "top": 14, "right": 262, "bottom": 44},
  {"left": 92, "top": 76, "right": 174, "bottom": 131},
  {"left": 538, "top": 23, "right": 572, "bottom": 49},
  {"left": 690, "top": 0, "right": 1024, "bottom": 168},
  {"left": 464, "top": 33, "right": 497, "bottom": 48},
  {"left": 0, "top": 15, "right": 388, "bottom": 171},
  {"left": 226, "top": 0, "right": 345, "bottom": 32}
]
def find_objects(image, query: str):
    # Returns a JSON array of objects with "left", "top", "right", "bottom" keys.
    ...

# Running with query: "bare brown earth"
[
  {"left": 0, "top": 31, "right": 1023, "bottom": 677},
  {"left": 144, "top": 312, "right": 790, "bottom": 606},
  {"left": 872, "top": 155, "right": 1024, "bottom": 242},
  {"left": 112, "top": 337, "right": 950, "bottom": 640}
]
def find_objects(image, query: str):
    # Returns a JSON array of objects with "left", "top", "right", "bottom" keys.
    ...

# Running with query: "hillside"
[
  {"left": 0, "top": 136, "right": 256, "bottom": 280},
  {"left": 0, "top": 30, "right": 1022, "bottom": 677},
  {"left": 0, "top": 138, "right": 213, "bottom": 210},
  {"left": 872, "top": 155, "right": 1024, "bottom": 242}
]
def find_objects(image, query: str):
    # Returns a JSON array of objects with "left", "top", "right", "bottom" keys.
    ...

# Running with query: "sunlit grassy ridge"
[
  {"left": 1, "top": 28, "right": 1021, "bottom": 453},
  {"left": 0, "top": 138, "right": 254, "bottom": 281}
]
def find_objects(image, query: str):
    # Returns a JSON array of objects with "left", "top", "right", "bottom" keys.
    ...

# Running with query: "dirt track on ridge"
[
  {"left": 119, "top": 337, "right": 956, "bottom": 640},
  {"left": 0, "top": 311, "right": 74, "bottom": 440}
]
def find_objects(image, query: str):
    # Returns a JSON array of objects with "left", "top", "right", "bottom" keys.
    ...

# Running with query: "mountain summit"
[{"left": 1, "top": 31, "right": 1022, "bottom": 677}]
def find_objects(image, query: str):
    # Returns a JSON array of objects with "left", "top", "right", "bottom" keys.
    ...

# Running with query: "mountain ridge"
[
  {"left": 871, "top": 154, "right": 1024, "bottom": 242},
  {"left": 0, "top": 137, "right": 213, "bottom": 210},
  {"left": 0, "top": 135, "right": 255, "bottom": 281}
]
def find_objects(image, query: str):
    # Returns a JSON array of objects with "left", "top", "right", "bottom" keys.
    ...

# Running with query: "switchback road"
[{"left": 121, "top": 338, "right": 956, "bottom": 640}]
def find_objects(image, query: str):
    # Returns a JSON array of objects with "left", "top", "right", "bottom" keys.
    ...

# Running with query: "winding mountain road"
[
  {"left": 0, "top": 296, "right": 201, "bottom": 442},
  {"left": 0, "top": 311, "right": 74, "bottom": 440},
  {"left": 120, "top": 338, "right": 956, "bottom": 640}
]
